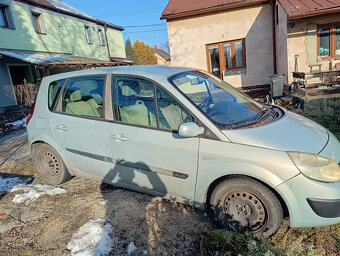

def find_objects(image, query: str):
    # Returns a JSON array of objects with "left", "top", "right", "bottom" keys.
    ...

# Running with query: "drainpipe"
[
  {"left": 104, "top": 24, "right": 111, "bottom": 61},
  {"left": 271, "top": 0, "right": 277, "bottom": 74}
]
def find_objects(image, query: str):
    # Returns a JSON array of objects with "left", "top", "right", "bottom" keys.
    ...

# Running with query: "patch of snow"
[
  {"left": 100, "top": 200, "right": 108, "bottom": 205},
  {"left": 127, "top": 242, "right": 137, "bottom": 255},
  {"left": 11, "top": 184, "right": 67, "bottom": 204},
  {"left": 6, "top": 117, "right": 27, "bottom": 127},
  {"left": 67, "top": 218, "right": 116, "bottom": 256},
  {"left": 0, "top": 176, "right": 33, "bottom": 192}
]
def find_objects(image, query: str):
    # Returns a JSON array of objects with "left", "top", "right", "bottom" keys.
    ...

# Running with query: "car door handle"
[
  {"left": 56, "top": 124, "right": 68, "bottom": 131},
  {"left": 111, "top": 134, "right": 128, "bottom": 141}
]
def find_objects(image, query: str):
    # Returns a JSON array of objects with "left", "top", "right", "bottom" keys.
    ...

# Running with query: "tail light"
[{"left": 26, "top": 104, "right": 35, "bottom": 126}]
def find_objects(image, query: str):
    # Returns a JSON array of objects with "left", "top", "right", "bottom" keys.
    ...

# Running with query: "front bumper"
[{"left": 277, "top": 173, "right": 340, "bottom": 227}]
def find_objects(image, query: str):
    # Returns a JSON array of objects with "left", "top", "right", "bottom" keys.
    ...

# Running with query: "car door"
[
  {"left": 50, "top": 75, "right": 113, "bottom": 179},
  {"left": 106, "top": 75, "right": 199, "bottom": 201}
]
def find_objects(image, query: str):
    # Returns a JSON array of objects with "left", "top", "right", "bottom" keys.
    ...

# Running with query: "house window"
[
  {"left": 32, "top": 12, "right": 46, "bottom": 34},
  {"left": 98, "top": 29, "right": 106, "bottom": 46},
  {"left": 0, "top": 5, "right": 9, "bottom": 28},
  {"left": 206, "top": 39, "right": 246, "bottom": 78},
  {"left": 85, "top": 26, "right": 93, "bottom": 44},
  {"left": 318, "top": 23, "right": 340, "bottom": 58}
]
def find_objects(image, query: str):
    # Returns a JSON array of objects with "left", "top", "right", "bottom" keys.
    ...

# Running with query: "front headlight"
[{"left": 288, "top": 152, "right": 340, "bottom": 183}]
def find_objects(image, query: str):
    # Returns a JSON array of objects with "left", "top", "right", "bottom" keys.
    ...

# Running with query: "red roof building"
[
  {"left": 161, "top": 0, "right": 340, "bottom": 87},
  {"left": 279, "top": 0, "right": 340, "bottom": 19}
]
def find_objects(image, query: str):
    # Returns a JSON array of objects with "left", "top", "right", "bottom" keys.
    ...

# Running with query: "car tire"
[
  {"left": 33, "top": 143, "right": 72, "bottom": 185},
  {"left": 210, "top": 176, "right": 283, "bottom": 237}
]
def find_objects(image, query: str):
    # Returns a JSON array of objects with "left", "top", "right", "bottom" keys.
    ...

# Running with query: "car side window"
[
  {"left": 156, "top": 86, "right": 194, "bottom": 130},
  {"left": 112, "top": 76, "right": 194, "bottom": 131},
  {"left": 62, "top": 76, "right": 105, "bottom": 118},
  {"left": 112, "top": 76, "right": 157, "bottom": 128},
  {"left": 48, "top": 79, "right": 65, "bottom": 111}
]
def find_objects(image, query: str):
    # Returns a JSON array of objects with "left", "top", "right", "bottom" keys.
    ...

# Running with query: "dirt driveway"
[
  {"left": 1, "top": 129, "right": 340, "bottom": 256},
  {"left": 0, "top": 130, "right": 211, "bottom": 255}
]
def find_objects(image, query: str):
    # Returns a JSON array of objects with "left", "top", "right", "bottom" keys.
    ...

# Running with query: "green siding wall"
[
  {"left": 107, "top": 28, "right": 126, "bottom": 59},
  {"left": 0, "top": 1, "right": 125, "bottom": 60}
]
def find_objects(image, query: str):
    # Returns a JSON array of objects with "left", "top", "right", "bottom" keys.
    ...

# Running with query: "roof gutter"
[
  {"left": 288, "top": 7, "right": 340, "bottom": 20},
  {"left": 161, "top": 0, "right": 269, "bottom": 20},
  {"left": 14, "top": 0, "right": 124, "bottom": 31}
]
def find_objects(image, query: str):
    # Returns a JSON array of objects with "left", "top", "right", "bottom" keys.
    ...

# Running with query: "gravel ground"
[{"left": 1, "top": 128, "right": 339, "bottom": 255}]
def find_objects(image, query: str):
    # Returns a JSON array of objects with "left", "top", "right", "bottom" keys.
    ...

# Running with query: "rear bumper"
[{"left": 307, "top": 198, "right": 340, "bottom": 218}]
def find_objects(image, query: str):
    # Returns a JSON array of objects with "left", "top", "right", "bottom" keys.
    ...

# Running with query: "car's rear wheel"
[
  {"left": 33, "top": 143, "right": 72, "bottom": 185},
  {"left": 210, "top": 176, "right": 283, "bottom": 237}
]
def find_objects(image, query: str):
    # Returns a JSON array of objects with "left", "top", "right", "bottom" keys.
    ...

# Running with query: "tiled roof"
[
  {"left": 161, "top": 0, "right": 340, "bottom": 20},
  {"left": 161, "top": 0, "right": 269, "bottom": 20},
  {"left": 278, "top": 0, "right": 340, "bottom": 19},
  {"left": 15, "top": 0, "right": 124, "bottom": 30}
]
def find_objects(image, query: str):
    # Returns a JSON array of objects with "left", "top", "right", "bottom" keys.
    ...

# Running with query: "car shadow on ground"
[{"left": 99, "top": 160, "right": 210, "bottom": 255}]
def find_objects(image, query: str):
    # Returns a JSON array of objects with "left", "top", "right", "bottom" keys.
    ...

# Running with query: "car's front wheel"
[
  {"left": 33, "top": 143, "right": 72, "bottom": 185},
  {"left": 210, "top": 176, "right": 283, "bottom": 237}
]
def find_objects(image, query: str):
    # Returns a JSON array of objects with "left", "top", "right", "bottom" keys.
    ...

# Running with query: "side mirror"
[{"left": 178, "top": 122, "right": 204, "bottom": 138}]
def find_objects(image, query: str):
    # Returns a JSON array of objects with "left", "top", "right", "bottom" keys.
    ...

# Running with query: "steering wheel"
[{"left": 198, "top": 96, "right": 213, "bottom": 109}]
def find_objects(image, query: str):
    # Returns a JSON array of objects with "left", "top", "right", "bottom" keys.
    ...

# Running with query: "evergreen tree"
[
  {"left": 125, "top": 38, "right": 138, "bottom": 64},
  {"left": 133, "top": 40, "right": 158, "bottom": 65}
]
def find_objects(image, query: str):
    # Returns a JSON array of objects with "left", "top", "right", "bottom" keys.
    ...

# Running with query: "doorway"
[{"left": 8, "top": 65, "right": 33, "bottom": 85}]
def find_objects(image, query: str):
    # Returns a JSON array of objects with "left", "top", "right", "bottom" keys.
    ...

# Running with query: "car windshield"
[{"left": 169, "top": 70, "right": 270, "bottom": 130}]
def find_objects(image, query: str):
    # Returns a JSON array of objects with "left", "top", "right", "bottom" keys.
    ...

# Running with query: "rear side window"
[
  {"left": 62, "top": 76, "right": 105, "bottom": 118},
  {"left": 48, "top": 79, "right": 65, "bottom": 111}
]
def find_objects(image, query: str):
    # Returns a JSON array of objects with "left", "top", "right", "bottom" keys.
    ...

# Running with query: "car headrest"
[
  {"left": 121, "top": 80, "right": 140, "bottom": 96},
  {"left": 91, "top": 94, "right": 103, "bottom": 104},
  {"left": 70, "top": 90, "right": 82, "bottom": 102},
  {"left": 72, "top": 80, "right": 98, "bottom": 94}
]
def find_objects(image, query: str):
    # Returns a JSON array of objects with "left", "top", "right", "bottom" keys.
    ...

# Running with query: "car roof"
[{"left": 44, "top": 65, "right": 193, "bottom": 82}]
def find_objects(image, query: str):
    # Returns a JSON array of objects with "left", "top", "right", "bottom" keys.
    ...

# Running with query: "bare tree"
[{"left": 159, "top": 41, "right": 170, "bottom": 53}]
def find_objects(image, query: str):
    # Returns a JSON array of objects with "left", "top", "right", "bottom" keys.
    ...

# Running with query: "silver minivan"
[{"left": 27, "top": 66, "right": 340, "bottom": 236}]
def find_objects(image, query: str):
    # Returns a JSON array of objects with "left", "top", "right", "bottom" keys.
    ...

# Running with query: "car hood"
[{"left": 222, "top": 110, "right": 329, "bottom": 154}]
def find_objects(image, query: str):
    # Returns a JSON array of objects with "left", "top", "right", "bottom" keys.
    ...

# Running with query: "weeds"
[
  {"left": 204, "top": 230, "right": 280, "bottom": 256},
  {"left": 333, "top": 236, "right": 340, "bottom": 252},
  {"left": 3, "top": 81, "right": 39, "bottom": 107},
  {"left": 204, "top": 229, "right": 331, "bottom": 256}
]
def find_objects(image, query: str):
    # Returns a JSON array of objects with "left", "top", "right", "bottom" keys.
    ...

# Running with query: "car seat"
[{"left": 65, "top": 90, "right": 101, "bottom": 118}]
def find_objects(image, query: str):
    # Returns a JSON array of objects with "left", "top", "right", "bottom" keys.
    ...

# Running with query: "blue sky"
[{"left": 63, "top": 0, "right": 169, "bottom": 48}]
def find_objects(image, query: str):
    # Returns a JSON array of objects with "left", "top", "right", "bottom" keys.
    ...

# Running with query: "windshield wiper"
[
  {"left": 259, "top": 106, "right": 277, "bottom": 121},
  {"left": 230, "top": 119, "right": 263, "bottom": 129},
  {"left": 251, "top": 105, "right": 269, "bottom": 121},
  {"left": 229, "top": 106, "right": 276, "bottom": 129}
]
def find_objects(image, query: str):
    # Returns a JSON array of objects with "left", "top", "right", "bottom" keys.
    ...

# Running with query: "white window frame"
[
  {"left": 85, "top": 25, "right": 93, "bottom": 44},
  {"left": 98, "top": 28, "right": 106, "bottom": 46},
  {"left": 31, "top": 12, "right": 46, "bottom": 34}
]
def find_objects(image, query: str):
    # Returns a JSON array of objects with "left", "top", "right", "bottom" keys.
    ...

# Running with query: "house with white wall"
[{"left": 161, "top": 0, "right": 340, "bottom": 89}]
